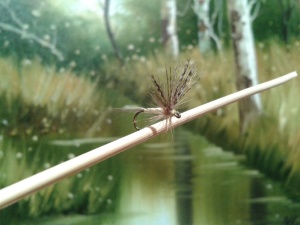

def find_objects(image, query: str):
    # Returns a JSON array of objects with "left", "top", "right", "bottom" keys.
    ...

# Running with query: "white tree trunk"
[
  {"left": 227, "top": 0, "right": 262, "bottom": 131},
  {"left": 161, "top": 0, "right": 179, "bottom": 57},
  {"left": 193, "top": 0, "right": 211, "bottom": 53}
]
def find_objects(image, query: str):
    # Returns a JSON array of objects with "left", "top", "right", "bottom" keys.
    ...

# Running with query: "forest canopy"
[{"left": 0, "top": 0, "right": 299, "bottom": 72}]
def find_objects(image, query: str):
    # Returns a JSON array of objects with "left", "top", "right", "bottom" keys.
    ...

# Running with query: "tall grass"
[{"left": 0, "top": 58, "right": 107, "bottom": 138}]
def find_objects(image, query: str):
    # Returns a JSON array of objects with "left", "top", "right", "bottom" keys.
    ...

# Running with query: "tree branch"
[
  {"left": 249, "top": 0, "right": 261, "bottom": 22},
  {"left": 0, "top": 2, "right": 64, "bottom": 61},
  {"left": 177, "top": 0, "right": 192, "bottom": 17},
  {"left": 0, "top": 22, "right": 64, "bottom": 61},
  {"left": 103, "top": 0, "right": 123, "bottom": 64}
]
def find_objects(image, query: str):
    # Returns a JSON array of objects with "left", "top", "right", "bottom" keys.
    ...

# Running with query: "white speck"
[
  {"left": 44, "top": 35, "right": 50, "bottom": 41},
  {"left": 44, "top": 163, "right": 51, "bottom": 169},
  {"left": 258, "top": 42, "right": 265, "bottom": 49},
  {"left": 263, "top": 54, "right": 269, "bottom": 61},
  {"left": 132, "top": 54, "right": 138, "bottom": 60},
  {"left": 50, "top": 24, "right": 56, "bottom": 30},
  {"left": 266, "top": 183, "right": 273, "bottom": 190},
  {"left": 216, "top": 108, "right": 224, "bottom": 117},
  {"left": 95, "top": 187, "right": 100, "bottom": 192},
  {"left": 127, "top": 44, "right": 135, "bottom": 50},
  {"left": 1, "top": 119, "right": 8, "bottom": 126},
  {"left": 69, "top": 61, "right": 76, "bottom": 68},
  {"left": 32, "top": 135, "right": 38, "bottom": 142},
  {"left": 67, "top": 153, "right": 75, "bottom": 159},
  {"left": 22, "top": 24, "right": 29, "bottom": 30},
  {"left": 149, "top": 37, "right": 155, "bottom": 43},
  {"left": 42, "top": 117, "right": 48, "bottom": 124},
  {"left": 271, "top": 66, "right": 277, "bottom": 72},
  {"left": 59, "top": 67, "right": 66, "bottom": 73},
  {"left": 90, "top": 70, "right": 96, "bottom": 76},
  {"left": 75, "top": 142, "right": 80, "bottom": 147},
  {"left": 16, "top": 152, "right": 23, "bottom": 159},
  {"left": 67, "top": 192, "right": 74, "bottom": 199},
  {"left": 213, "top": 86, "right": 219, "bottom": 92},
  {"left": 58, "top": 128, "right": 64, "bottom": 134},
  {"left": 22, "top": 59, "right": 32, "bottom": 66},
  {"left": 77, "top": 173, "right": 82, "bottom": 178},
  {"left": 139, "top": 56, "right": 146, "bottom": 62},
  {"left": 4, "top": 41, "right": 10, "bottom": 47},
  {"left": 31, "top": 10, "right": 41, "bottom": 17},
  {"left": 107, "top": 175, "right": 113, "bottom": 181},
  {"left": 75, "top": 49, "right": 81, "bottom": 55}
]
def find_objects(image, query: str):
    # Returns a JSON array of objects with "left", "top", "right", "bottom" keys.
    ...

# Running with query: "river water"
[
  {"left": 113, "top": 130, "right": 300, "bottom": 225},
  {"left": 3, "top": 128, "right": 300, "bottom": 225}
]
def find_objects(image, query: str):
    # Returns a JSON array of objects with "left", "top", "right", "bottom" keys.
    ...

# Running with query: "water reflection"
[
  {"left": 116, "top": 129, "right": 300, "bottom": 225},
  {"left": 2, "top": 129, "right": 300, "bottom": 225}
]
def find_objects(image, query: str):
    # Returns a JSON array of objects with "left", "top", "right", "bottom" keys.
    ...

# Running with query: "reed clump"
[{"left": 0, "top": 58, "right": 106, "bottom": 138}]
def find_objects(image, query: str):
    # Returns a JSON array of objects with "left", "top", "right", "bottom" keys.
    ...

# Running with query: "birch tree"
[
  {"left": 193, "top": 0, "right": 222, "bottom": 54},
  {"left": 227, "top": 0, "right": 262, "bottom": 132},
  {"left": 161, "top": 0, "right": 179, "bottom": 57}
]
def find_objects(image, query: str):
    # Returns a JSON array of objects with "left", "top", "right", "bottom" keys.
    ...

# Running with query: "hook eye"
[
  {"left": 171, "top": 109, "right": 181, "bottom": 118},
  {"left": 174, "top": 111, "right": 181, "bottom": 118}
]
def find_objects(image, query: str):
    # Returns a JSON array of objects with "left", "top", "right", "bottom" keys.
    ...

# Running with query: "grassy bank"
[{"left": 0, "top": 58, "right": 108, "bottom": 138}]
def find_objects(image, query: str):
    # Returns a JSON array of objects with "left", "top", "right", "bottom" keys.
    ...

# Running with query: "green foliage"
[
  {"left": 1, "top": 0, "right": 300, "bottom": 73},
  {"left": 253, "top": 0, "right": 300, "bottom": 42}
]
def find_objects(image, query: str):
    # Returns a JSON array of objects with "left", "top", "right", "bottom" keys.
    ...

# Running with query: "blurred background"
[{"left": 0, "top": 0, "right": 300, "bottom": 224}]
